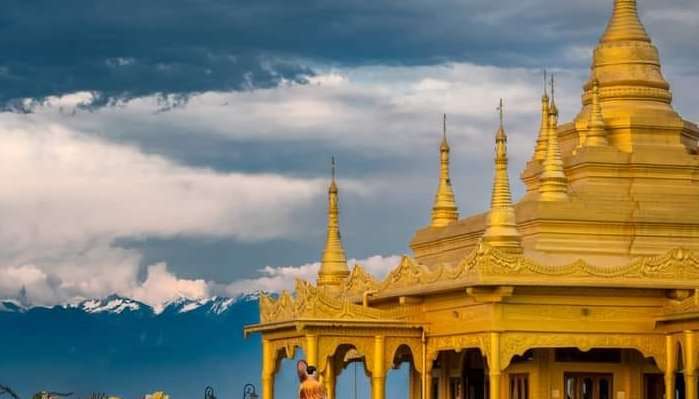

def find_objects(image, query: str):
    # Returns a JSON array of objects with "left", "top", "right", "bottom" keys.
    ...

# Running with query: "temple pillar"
[
  {"left": 409, "top": 365, "right": 421, "bottom": 399},
  {"left": 372, "top": 335, "right": 386, "bottom": 399},
  {"left": 423, "top": 357, "right": 434, "bottom": 399},
  {"left": 489, "top": 333, "right": 502, "bottom": 399},
  {"left": 422, "top": 334, "right": 431, "bottom": 399},
  {"left": 262, "top": 339, "right": 275, "bottom": 399},
  {"left": 686, "top": 331, "right": 697, "bottom": 399},
  {"left": 666, "top": 336, "right": 677, "bottom": 399},
  {"left": 324, "top": 355, "right": 336, "bottom": 399},
  {"left": 306, "top": 335, "right": 319, "bottom": 368}
]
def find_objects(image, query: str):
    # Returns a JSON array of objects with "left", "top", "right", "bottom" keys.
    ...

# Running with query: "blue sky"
[{"left": 0, "top": 0, "right": 698, "bottom": 308}]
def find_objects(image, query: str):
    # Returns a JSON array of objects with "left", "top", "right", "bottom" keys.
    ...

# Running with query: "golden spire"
[
  {"left": 532, "top": 70, "right": 550, "bottom": 161},
  {"left": 539, "top": 76, "right": 569, "bottom": 201},
  {"left": 580, "top": 0, "right": 673, "bottom": 119},
  {"left": 317, "top": 156, "right": 350, "bottom": 288},
  {"left": 482, "top": 99, "right": 522, "bottom": 253},
  {"left": 600, "top": 0, "right": 650, "bottom": 43},
  {"left": 584, "top": 79, "right": 609, "bottom": 146},
  {"left": 431, "top": 114, "right": 459, "bottom": 227}
]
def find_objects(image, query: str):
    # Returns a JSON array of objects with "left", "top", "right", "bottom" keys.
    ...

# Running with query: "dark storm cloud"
[{"left": 6, "top": 0, "right": 692, "bottom": 107}]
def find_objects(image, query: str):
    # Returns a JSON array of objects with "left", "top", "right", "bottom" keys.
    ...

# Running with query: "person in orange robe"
[{"left": 297, "top": 360, "right": 327, "bottom": 399}]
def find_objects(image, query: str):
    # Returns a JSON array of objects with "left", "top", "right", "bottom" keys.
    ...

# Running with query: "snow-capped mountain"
[
  {"left": 163, "top": 296, "right": 239, "bottom": 315},
  {"left": 68, "top": 294, "right": 150, "bottom": 314},
  {"left": 0, "top": 293, "right": 257, "bottom": 316}
]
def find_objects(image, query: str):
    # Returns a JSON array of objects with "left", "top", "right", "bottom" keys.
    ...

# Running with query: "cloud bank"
[
  {"left": 0, "top": 106, "right": 334, "bottom": 305},
  {"left": 2, "top": 0, "right": 696, "bottom": 106}
]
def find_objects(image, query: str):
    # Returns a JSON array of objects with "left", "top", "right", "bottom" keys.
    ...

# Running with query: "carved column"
[
  {"left": 686, "top": 331, "right": 697, "bottom": 399},
  {"left": 262, "top": 339, "right": 275, "bottom": 399},
  {"left": 372, "top": 336, "right": 386, "bottom": 399},
  {"left": 306, "top": 335, "right": 319, "bottom": 368},
  {"left": 324, "top": 354, "right": 336, "bottom": 399},
  {"left": 666, "top": 336, "right": 677, "bottom": 399},
  {"left": 488, "top": 333, "right": 502, "bottom": 399}
]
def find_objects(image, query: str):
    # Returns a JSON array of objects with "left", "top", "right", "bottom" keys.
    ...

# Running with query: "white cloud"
[
  {"left": 22, "top": 63, "right": 582, "bottom": 159},
  {"left": 222, "top": 254, "right": 401, "bottom": 297},
  {"left": 0, "top": 121, "right": 327, "bottom": 247},
  {"left": 129, "top": 263, "right": 209, "bottom": 312},
  {"left": 0, "top": 113, "right": 363, "bottom": 305}
]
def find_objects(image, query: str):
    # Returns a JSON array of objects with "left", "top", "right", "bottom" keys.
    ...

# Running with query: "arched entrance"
[
  {"left": 387, "top": 344, "right": 416, "bottom": 399},
  {"left": 335, "top": 345, "right": 371, "bottom": 399}
]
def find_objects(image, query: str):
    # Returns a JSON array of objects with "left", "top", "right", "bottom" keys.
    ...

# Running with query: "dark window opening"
[
  {"left": 555, "top": 348, "right": 621, "bottom": 363},
  {"left": 511, "top": 350, "right": 535, "bottom": 364}
]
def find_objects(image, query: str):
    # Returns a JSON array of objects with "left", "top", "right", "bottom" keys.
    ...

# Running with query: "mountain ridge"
[{"left": 0, "top": 293, "right": 259, "bottom": 316}]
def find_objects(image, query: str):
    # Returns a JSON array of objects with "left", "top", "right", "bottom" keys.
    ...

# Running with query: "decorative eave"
[
  {"left": 371, "top": 245, "right": 699, "bottom": 300},
  {"left": 253, "top": 278, "right": 420, "bottom": 326},
  {"left": 249, "top": 246, "right": 699, "bottom": 330}
]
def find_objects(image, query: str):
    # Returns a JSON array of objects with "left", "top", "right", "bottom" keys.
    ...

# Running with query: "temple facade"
[{"left": 244, "top": 1, "right": 699, "bottom": 399}]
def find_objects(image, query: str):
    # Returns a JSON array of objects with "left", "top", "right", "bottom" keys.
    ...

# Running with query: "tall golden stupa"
[{"left": 245, "top": 1, "right": 699, "bottom": 398}]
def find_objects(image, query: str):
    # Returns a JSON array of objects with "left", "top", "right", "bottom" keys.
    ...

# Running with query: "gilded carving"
[
  {"left": 500, "top": 333, "right": 666, "bottom": 371},
  {"left": 426, "top": 334, "right": 490, "bottom": 364},
  {"left": 259, "top": 247, "right": 699, "bottom": 325},
  {"left": 372, "top": 246, "right": 699, "bottom": 299},
  {"left": 378, "top": 256, "right": 444, "bottom": 291},
  {"left": 344, "top": 264, "right": 379, "bottom": 295},
  {"left": 259, "top": 279, "right": 400, "bottom": 324}
]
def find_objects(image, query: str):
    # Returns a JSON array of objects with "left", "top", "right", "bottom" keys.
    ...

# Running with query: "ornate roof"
[{"left": 257, "top": 245, "right": 699, "bottom": 324}]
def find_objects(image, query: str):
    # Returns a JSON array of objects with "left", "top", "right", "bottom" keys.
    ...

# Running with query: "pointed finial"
[
  {"left": 550, "top": 74, "right": 555, "bottom": 97},
  {"left": 331, "top": 155, "right": 336, "bottom": 181},
  {"left": 539, "top": 91, "right": 569, "bottom": 201},
  {"left": 584, "top": 79, "right": 609, "bottom": 146},
  {"left": 317, "top": 156, "right": 349, "bottom": 288},
  {"left": 443, "top": 113, "right": 447, "bottom": 140},
  {"left": 549, "top": 73, "right": 559, "bottom": 116},
  {"left": 432, "top": 114, "right": 459, "bottom": 227},
  {"left": 482, "top": 105, "right": 522, "bottom": 253},
  {"left": 532, "top": 71, "right": 552, "bottom": 161},
  {"left": 497, "top": 99, "right": 504, "bottom": 128},
  {"left": 440, "top": 114, "right": 450, "bottom": 151}
]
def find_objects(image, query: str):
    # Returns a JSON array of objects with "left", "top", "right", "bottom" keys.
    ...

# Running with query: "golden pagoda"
[{"left": 245, "top": 1, "right": 699, "bottom": 399}]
